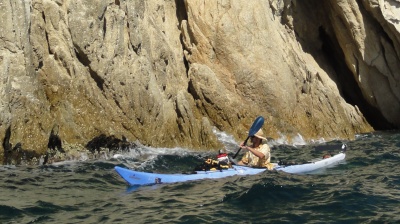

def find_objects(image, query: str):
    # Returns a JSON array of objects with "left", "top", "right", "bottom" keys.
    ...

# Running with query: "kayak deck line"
[{"left": 115, "top": 150, "right": 346, "bottom": 186}]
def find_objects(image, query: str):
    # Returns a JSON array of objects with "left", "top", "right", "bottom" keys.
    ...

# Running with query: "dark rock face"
[
  {"left": 1, "top": 0, "right": 399, "bottom": 164},
  {"left": 3, "top": 127, "right": 41, "bottom": 165},
  {"left": 47, "top": 125, "right": 63, "bottom": 153},
  {"left": 86, "top": 134, "right": 134, "bottom": 154}
]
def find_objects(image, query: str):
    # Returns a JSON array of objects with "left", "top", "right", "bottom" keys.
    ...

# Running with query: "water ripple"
[{"left": 1, "top": 131, "right": 400, "bottom": 223}]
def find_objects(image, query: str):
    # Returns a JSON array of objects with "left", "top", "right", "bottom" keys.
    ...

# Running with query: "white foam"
[
  {"left": 46, "top": 129, "right": 332, "bottom": 166},
  {"left": 110, "top": 141, "right": 202, "bottom": 167},
  {"left": 248, "top": 132, "right": 329, "bottom": 147},
  {"left": 213, "top": 127, "right": 330, "bottom": 147},
  {"left": 213, "top": 127, "right": 237, "bottom": 146},
  {"left": 291, "top": 133, "right": 307, "bottom": 146},
  {"left": 112, "top": 154, "right": 124, "bottom": 159}
]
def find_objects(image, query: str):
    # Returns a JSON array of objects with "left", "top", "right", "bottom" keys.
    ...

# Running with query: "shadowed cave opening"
[
  {"left": 318, "top": 27, "right": 394, "bottom": 130},
  {"left": 288, "top": 0, "right": 395, "bottom": 130}
]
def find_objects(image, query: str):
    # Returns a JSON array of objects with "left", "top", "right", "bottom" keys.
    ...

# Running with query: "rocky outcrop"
[
  {"left": 181, "top": 0, "right": 373, "bottom": 139},
  {"left": 330, "top": 0, "right": 400, "bottom": 128},
  {"left": 1, "top": 0, "right": 399, "bottom": 164}
]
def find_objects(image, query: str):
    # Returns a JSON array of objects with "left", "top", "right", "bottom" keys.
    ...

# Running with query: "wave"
[
  {"left": 52, "top": 130, "right": 341, "bottom": 171},
  {"left": 1, "top": 127, "right": 349, "bottom": 168}
]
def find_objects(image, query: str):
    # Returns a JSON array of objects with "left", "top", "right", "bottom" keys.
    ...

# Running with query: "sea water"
[{"left": 1, "top": 131, "right": 399, "bottom": 223}]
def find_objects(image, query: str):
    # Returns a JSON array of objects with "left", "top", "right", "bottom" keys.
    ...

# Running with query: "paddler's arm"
[{"left": 240, "top": 144, "right": 265, "bottom": 159}]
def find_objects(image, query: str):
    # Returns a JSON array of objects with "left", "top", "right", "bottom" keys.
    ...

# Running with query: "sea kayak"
[{"left": 115, "top": 151, "right": 346, "bottom": 186}]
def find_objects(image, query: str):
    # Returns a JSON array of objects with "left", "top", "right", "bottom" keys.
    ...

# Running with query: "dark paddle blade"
[
  {"left": 248, "top": 116, "right": 265, "bottom": 137},
  {"left": 232, "top": 116, "right": 265, "bottom": 159}
]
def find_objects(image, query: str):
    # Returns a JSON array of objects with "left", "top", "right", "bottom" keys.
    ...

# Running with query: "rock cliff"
[{"left": 1, "top": 0, "right": 399, "bottom": 164}]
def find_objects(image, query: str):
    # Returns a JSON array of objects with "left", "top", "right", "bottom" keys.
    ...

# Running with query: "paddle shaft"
[{"left": 232, "top": 136, "right": 249, "bottom": 159}]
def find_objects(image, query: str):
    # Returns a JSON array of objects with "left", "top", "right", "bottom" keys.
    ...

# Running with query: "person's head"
[{"left": 251, "top": 129, "right": 267, "bottom": 144}]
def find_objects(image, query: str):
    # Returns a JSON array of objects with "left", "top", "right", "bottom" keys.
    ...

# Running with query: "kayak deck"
[{"left": 115, "top": 152, "right": 345, "bottom": 186}]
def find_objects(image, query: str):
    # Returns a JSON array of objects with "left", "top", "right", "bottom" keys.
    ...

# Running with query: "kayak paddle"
[{"left": 232, "top": 116, "right": 265, "bottom": 159}]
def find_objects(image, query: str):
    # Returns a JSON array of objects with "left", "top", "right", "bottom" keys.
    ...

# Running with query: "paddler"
[{"left": 237, "top": 129, "right": 274, "bottom": 170}]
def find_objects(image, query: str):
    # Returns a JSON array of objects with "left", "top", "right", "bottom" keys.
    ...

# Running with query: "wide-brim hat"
[{"left": 253, "top": 129, "right": 267, "bottom": 140}]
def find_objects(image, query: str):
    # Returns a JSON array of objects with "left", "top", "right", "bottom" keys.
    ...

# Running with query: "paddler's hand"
[{"left": 240, "top": 142, "right": 249, "bottom": 150}]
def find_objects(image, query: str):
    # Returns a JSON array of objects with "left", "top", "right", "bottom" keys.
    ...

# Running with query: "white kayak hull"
[
  {"left": 276, "top": 152, "right": 346, "bottom": 174},
  {"left": 115, "top": 152, "right": 345, "bottom": 186}
]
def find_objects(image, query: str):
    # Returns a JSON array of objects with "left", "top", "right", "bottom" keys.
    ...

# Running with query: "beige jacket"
[{"left": 240, "top": 144, "right": 271, "bottom": 168}]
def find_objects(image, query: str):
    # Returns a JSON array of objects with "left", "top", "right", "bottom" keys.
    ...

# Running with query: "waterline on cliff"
[
  {"left": 7, "top": 128, "right": 337, "bottom": 167},
  {"left": 55, "top": 130, "right": 330, "bottom": 166}
]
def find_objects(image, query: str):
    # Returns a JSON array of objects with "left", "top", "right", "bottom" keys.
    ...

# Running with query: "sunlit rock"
[{"left": 1, "top": 0, "right": 400, "bottom": 164}]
